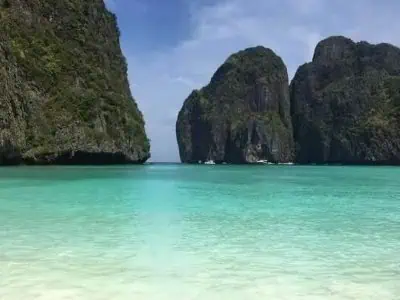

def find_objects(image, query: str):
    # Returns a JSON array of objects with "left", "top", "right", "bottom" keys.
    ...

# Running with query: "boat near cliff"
[{"left": 256, "top": 160, "right": 274, "bottom": 165}]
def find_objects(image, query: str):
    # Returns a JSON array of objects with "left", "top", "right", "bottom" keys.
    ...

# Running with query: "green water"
[{"left": 0, "top": 165, "right": 399, "bottom": 299}]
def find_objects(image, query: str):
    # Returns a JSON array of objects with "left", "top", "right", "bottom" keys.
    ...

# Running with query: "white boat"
[
  {"left": 256, "top": 160, "right": 274, "bottom": 165},
  {"left": 256, "top": 160, "right": 268, "bottom": 164},
  {"left": 204, "top": 160, "right": 216, "bottom": 165}
]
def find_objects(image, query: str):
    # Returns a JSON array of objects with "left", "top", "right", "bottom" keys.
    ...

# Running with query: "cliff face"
[
  {"left": 176, "top": 46, "right": 294, "bottom": 164},
  {"left": 0, "top": 0, "right": 149, "bottom": 164},
  {"left": 291, "top": 36, "right": 400, "bottom": 164}
]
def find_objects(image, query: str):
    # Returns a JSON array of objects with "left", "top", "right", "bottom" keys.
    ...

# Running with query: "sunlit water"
[{"left": 0, "top": 165, "right": 399, "bottom": 299}]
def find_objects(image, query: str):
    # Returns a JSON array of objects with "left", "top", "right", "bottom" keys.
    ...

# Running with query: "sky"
[{"left": 104, "top": 0, "right": 400, "bottom": 162}]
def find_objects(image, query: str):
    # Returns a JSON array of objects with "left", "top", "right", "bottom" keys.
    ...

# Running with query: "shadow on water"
[
  {"left": 0, "top": 164, "right": 398, "bottom": 190},
  {"left": 0, "top": 165, "right": 151, "bottom": 189}
]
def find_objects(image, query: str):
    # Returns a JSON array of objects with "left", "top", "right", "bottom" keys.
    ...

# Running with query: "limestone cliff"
[
  {"left": 290, "top": 36, "right": 400, "bottom": 164},
  {"left": 176, "top": 46, "right": 294, "bottom": 164},
  {"left": 0, "top": 0, "right": 149, "bottom": 164}
]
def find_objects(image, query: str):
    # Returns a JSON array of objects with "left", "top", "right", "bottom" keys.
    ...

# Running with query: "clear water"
[{"left": 0, "top": 165, "right": 399, "bottom": 300}]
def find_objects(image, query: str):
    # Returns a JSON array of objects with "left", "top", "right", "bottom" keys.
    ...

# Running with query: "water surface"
[{"left": 0, "top": 165, "right": 399, "bottom": 299}]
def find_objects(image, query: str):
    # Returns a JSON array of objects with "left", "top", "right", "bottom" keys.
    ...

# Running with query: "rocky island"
[
  {"left": 291, "top": 36, "right": 400, "bottom": 165},
  {"left": 0, "top": 0, "right": 149, "bottom": 164},
  {"left": 177, "top": 37, "right": 400, "bottom": 165},
  {"left": 176, "top": 46, "right": 294, "bottom": 164}
]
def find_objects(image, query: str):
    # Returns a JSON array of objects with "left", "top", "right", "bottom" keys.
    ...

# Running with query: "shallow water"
[{"left": 0, "top": 165, "right": 399, "bottom": 299}]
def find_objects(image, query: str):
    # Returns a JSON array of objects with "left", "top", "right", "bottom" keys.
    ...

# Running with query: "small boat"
[
  {"left": 256, "top": 160, "right": 274, "bottom": 165},
  {"left": 256, "top": 160, "right": 267, "bottom": 164},
  {"left": 204, "top": 160, "right": 216, "bottom": 165}
]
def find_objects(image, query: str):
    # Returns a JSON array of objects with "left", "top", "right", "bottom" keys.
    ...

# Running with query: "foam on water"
[{"left": 0, "top": 165, "right": 399, "bottom": 299}]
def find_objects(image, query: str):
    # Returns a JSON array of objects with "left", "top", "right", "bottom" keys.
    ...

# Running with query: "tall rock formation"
[
  {"left": 291, "top": 36, "right": 400, "bottom": 164},
  {"left": 0, "top": 0, "right": 150, "bottom": 164},
  {"left": 176, "top": 46, "right": 294, "bottom": 164}
]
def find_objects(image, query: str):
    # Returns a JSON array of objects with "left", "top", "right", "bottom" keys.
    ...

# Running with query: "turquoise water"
[{"left": 0, "top": 165, "right": 399, "bottom": 299}]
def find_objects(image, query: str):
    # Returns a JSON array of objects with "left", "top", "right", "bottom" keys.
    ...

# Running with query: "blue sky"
[{"left": 105, "top": 0, "right": 400, "bottom": 162}]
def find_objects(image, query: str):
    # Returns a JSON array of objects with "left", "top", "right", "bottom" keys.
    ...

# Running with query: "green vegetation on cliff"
[{"left": 0, "top": 0, "right": 149, "bottom": 164}]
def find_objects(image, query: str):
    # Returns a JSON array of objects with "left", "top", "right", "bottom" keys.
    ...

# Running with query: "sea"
[{"left": 0, "top": 164, "right": 399, "bottom": 299}]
